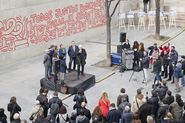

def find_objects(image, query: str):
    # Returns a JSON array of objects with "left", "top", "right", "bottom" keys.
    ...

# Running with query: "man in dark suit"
[
  {"left": 76, "top": 45, "right": 87, "bottom": 78},
  {"left": 68, "top": 41, "right": 79, "bottom": 72}
]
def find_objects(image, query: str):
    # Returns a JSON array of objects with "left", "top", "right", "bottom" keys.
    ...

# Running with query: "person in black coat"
[
  {"left": 68, "top": 41, "right": 79, "bottom": 71},
  {"left": 7, "top": 96, "right": 21, "bottom": 122},
  {"left": 48, "top": 92, "right": 63, "bottom": 123},
  {"left": 36, "top": 88, "right": 49, "bottom": 118},
  {"left": 76, "top": 45, "right": 87, "bottom": 78},
  {"left": 0, "top": 108, "right": 7, "bottom": 123},
  {"left": 77, "top": 102, "right": 91, "bottom": 121},
  {"left": 138, "top": 101, "right": 152, "bottom": 123},
  {"left": 122, "top": 39, "right": 131, "bottom": 50},
  {"left": 147, "top": 90, "right": 159, "bottom": 121},
  {"left": 165, "top": 90, "right": 174, "bottom": 105},
  {"left": 76, "top": 109, "right": 89, "bottom": 123},
  {"left": 153, "top": 56, "right": 161, "bottom": 84},
  {"left": 107, "top": 103, "right": 121, "bottom": 123}
]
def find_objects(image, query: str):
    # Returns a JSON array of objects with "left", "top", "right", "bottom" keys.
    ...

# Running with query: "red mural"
[{"left": 0, "top": 0, "right": 106, "bottom": 52}]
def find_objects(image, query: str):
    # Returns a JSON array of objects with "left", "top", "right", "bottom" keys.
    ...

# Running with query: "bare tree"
[
  {"left": 105, "top": 0, "right": 120, "bottom": 66},
  {"left": 155, "top": 0, "right": 160, "bottom": 39}
]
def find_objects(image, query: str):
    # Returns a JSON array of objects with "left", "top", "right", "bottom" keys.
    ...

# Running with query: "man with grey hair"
[{"left": 43, "top": 49, "right": 52, "bottom": 80}]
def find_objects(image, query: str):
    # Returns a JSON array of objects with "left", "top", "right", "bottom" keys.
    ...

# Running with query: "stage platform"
[{"left": 40, "top": 71, "right": 95, "bottom": 94}]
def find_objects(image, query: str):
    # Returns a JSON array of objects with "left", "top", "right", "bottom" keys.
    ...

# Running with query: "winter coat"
[
  {"left": 154, "top": 85, "right": 168, "bottom": 101},
  {"left": 165, "top": 95, "right": 174, "bottom": 105},
  {"left": 58, "top": 48, "right": 66, "bottom": 60},
  {"left": 60, "top": 59, "right": 67, "bottom": 73},
  {"left": 170, "top": 101, "right": 184, "bottom": 122},
  {"left": 7, "top": 103, "right": 21, "bottom": 121},
  {"left": 142, "top": 55, "right": 150, "bottom": 69},
  {"left": 68, "top": 45, "right": 79, "bottom": 58},
  {"left": 98, "top": 99, "right": 110, "bottom": 118},
  {"left": 123, "top": 43, "right": 131, "bottom": 50},
  {"left": 73, "top": 94, "right": 87, "bottom": 110},
  {"left": 121, "top": 111, "right": 132, "bottom": 123},
  {"left": 30, "top": 105, "right": 44, "bottom": 122},
  {"left": 76, "top": 115, "right": 89, "bottom": 123},
  {"left": 131, "top": 94, "right": 146, "bottom": 113},
  {"left": 76, "top": 48, "right": 87, "bottom": 65},
  {"left": 153, "top": 59, "right": 161, "bottom": 73},
  {"left": 43, "top": 53, "right": 51, "bottom": 66},
  {"left": 138, "top": 103, "right": 152, "bottom": 123},
  {"left": 107, "top": 108, "right": 121, "bottom": 123},
  {"left": 77, "top": 107, "right": 91, "bottom": 120},
  {"left": 173, "top": 63, "right": 182, "bottom": 78},
  {"left": 162, "top": 54, "right": 169, "bottom": 66},
  {"left": 147, "top": 96, "right": 159, "bottom": 117},
  {"left": 170, "top": 50, "right": 178, "bottom": 64},
  {"left": 0, "top": 108, "right": 7, "bottom": 123},
  {"left": 49, "top": 97, "right": 63, "bottom": 109},
  {"left": 117, "top": 93, "right": 129, "bottom": 107},
  {"left": 157, "top": 104, "right": 169, "bottom": 121}
]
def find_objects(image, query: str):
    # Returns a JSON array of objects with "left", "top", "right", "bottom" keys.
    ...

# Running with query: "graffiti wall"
[{"left": 0, "top": 0, "right": 106, "bottom": 53}]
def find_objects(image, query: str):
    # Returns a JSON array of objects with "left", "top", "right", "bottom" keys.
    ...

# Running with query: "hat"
[{"left": 13, "top": 113, "right": 20, "bottom": 120}]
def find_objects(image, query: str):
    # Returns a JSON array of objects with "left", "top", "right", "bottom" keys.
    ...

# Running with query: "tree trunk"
[
  {"left": 155, "top": 0, "right": 160, "bottom": 39},
  {"left": 105, "top": 0, "right": 111, "bottom": 66}
]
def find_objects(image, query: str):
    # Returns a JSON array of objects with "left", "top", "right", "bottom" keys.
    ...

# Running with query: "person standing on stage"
[
  {"left": 77, "top": 45, "right": 87, "bottom": 77},
  {"left": 58, "top": 44, "right": 67, "bottom": 83},
  {"left": 68, "top": 41, "right": 79, "bottom": 72},
  {"left": 43, "top": 49, "right": 52, "bottom": 80}
]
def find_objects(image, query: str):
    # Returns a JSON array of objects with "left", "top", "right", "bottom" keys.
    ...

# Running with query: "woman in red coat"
[{"left": 98, "top": 92, "right": 110, "bottom": 121}]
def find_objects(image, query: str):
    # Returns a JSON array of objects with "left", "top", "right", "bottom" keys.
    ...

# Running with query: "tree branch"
[
  {"left": 110, "top": 0, "right": 120, "bottom": 17},
  {"left": 108, "top": 0, "right": 113, "bottom": 8}
]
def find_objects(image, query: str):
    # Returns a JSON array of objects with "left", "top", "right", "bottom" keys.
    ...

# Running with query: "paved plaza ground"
[{"left": 0, "top": 26, "right": 185, "bottom": 121}]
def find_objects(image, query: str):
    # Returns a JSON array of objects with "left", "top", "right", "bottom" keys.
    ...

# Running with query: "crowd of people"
[{"left": 1, "top": 84, "right": 185, "bottom": 123}]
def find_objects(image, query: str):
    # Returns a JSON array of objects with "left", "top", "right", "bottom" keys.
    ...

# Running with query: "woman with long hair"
[
  {"left": 7, "top": 96, "right": 21, "bottom": 122},
  {"left": 92, "top": 106, "right": 103, "bottom": 123},
  {"left": 98, "top": 92, "right": 110, "bottom": 122}
]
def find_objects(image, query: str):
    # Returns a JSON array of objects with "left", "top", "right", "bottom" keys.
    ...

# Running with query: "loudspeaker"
[{"left": 120, "top": 32, "right": 126, "bottom": 43}]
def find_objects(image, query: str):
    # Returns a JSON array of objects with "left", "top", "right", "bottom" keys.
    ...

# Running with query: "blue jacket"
[
  {"left": 58, "top": 48, "right": 66, "bottom": 60},
  {"left": 173, "top": 66, "right": 182, "bottom": 78}
]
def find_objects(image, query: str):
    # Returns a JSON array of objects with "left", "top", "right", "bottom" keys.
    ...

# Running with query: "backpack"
[{"left": 50, "top": 101, "right": 59, "bottom": 115}]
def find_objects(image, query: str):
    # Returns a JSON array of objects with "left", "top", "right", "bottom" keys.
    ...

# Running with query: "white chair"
[
  {"left": 148, "top": 11, "right": 155, "bottom": 30},
  {"left": 118, "top": 13, "right": 126, "bottom": 32},
  {"left": 137, "top": 11, "right": 146, "bottom": 30},
  {"left": 169, "top": 10, "right": 177, "bottom": 28},
  {"left": 127, "top": 11, "right": 135, "bottom": 31}
]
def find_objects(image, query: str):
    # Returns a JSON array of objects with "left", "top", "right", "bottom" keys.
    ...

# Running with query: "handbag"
[{"left": 29, "top": 106, "right": 41, "bottom": 121}]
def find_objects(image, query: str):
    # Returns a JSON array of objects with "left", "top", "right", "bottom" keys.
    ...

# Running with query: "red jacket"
[{"left": 98, "top": 99, "right": 110, "bottom": 118}]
